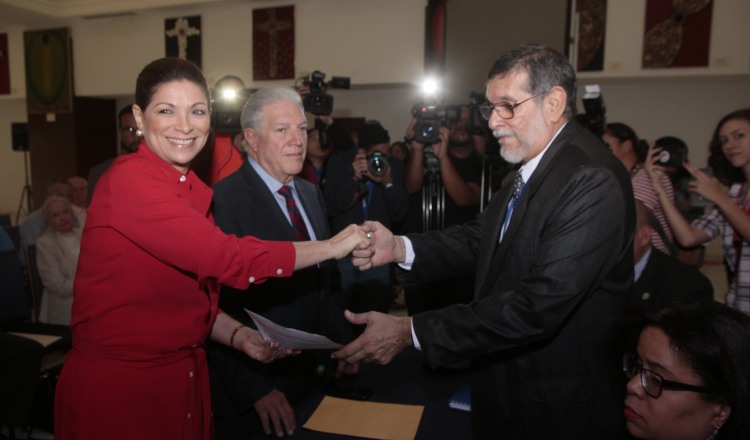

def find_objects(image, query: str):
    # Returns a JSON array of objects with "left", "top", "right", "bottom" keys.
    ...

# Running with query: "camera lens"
[{"left": 367, "top": 153, "right": 389, "bottom": 177}]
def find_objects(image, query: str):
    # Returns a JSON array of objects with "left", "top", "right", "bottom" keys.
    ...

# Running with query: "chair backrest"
[
  {"left": 0, "top": 249, "right": 31, "bottom": 326},
  {"left": 24, "top": 244, "right": 44, "bottom": 323}
]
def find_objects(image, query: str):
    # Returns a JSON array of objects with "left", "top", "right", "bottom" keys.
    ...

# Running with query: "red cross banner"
[{"left": 253, "top": 6, "right": 295, "bottom": 80}]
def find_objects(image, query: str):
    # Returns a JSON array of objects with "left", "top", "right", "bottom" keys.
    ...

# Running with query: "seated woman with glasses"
[{"left": 619, "top": 301, "right": 750, "bottom": 440}]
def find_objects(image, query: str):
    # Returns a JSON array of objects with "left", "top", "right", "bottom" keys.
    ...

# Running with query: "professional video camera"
[
  {"left": 410, "top": 103, "right": 461, "bottom": 144},
  {"left": 301, "top": 70, "right": 351, "bottom": 116},
  {"left": 467, "top": 91, "right": 488, "bottom": 134},
  {"left": 581, "top": 84, "right": 606, "bottom": 138}
]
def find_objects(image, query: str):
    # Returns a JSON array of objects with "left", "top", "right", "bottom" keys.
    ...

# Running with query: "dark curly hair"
[
  {"left": 707, "top": 109, "right": 750, "bottom": 186},
  {"left": 617, "top": 301, "right": 750, "bottom": 439}
]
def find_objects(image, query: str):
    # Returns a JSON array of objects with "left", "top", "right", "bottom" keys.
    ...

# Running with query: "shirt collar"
[
  {"left": 634, "top": 247, "right": 652, "bottom": 282},
  {"left": 248, "top": 156, "right": 296, "bottom": 194},
  {"left": 518, "top": 122, "right": 567, "bottom": 182},
  {"left": 136, "top": 140, "right": 191, "bottom": 183}
]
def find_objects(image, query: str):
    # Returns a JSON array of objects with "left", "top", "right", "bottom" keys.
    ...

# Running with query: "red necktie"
[{"left": 278, "top": 185, "right": 311, "bottom": 241}]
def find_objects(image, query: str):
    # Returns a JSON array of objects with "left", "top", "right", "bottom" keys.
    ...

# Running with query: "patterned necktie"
[
  {"left": 512, "top": 171, "right": 524, "bottom": 207},
  {"left": 500, "top": 170, "right": 525, "bottom": 241},
  {"left": 278, "top": 185, "right": 310, "bottom": 241}
]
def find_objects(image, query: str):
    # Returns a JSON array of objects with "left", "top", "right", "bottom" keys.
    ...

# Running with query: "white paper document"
[{"left": 245, "top": 309, "right": 343, "bottom": 350}]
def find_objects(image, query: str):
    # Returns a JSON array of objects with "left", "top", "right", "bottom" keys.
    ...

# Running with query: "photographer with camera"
[
  {"left": 296, "top": 74, "right": 355, "bottom": 189},
  {"left": 603, "top": 122, "right": 676, "bottom": 256},
  {"left": 401, "top": 104, "right": 485, "bottom": 313},
  {"left": 324, "top": 122, "right": 408, "bottom": 315}
]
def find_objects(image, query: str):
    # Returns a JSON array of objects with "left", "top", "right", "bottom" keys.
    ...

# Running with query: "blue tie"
[
  {"left": 512, "top": 171, "right": 524, "bottom": 207},
  {"left": 501, "top": 171, "right": 524, "bottom": 240}
]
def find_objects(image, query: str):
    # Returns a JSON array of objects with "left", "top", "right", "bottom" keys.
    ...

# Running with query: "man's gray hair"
[{"left": 240, "top": 87, "right": 304, "bottom": 131}]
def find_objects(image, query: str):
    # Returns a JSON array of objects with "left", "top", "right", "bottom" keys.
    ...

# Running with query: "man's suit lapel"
[
  {"left": 473, "top": 172, "right": 515, "bottom": 297},
  {"left": 477, "top": 123, "right": 580, "bottom": 298},
  {"left": 239, "top": 162, "right": 298, "bottom": 241}
]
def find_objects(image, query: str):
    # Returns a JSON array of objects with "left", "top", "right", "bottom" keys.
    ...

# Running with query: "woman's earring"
[
  {"left": 708, "top": 425, "right": 721, "bottom": 440},
  {"left": 135, "top": 129, "right": 143, "bottom": 137}
]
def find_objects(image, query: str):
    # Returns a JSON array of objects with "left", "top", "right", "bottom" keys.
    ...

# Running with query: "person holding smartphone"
[{"left": 644, "top": 108, "right": 750, "bottom": 315}]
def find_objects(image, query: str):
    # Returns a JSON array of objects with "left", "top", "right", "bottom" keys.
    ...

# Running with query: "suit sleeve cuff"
[
  {"left": 397, "top": 236, "right": 415, "bottom": 271},
  {"left": 411, "top": 318, "right": 422, "bottom": 350}
]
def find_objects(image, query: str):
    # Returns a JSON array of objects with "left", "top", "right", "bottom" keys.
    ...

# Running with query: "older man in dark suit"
[
  {"left": 333, "top": 44, "right": 635, "bottom": 439},
  {"left": 632, "top": 200, "right": 713, "bottom": 310},
  {"left": 207, "top": 87, "right": 355, "bottom": 439}
]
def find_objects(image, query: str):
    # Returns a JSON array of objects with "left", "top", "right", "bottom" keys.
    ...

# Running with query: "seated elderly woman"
[
  {"left": 619, "top": 301, "right": 750, "bottom": 440},
  {"left": 35, "top": 195, "right": 82, "bottom": 325}
]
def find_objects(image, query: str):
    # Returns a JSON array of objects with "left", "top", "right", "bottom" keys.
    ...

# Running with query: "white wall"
[
  {"left": 1, "top": 0, "right": 749, "bottom": 222},
  {"left": 0, "top": 0, "right": 427, "bottom": 221}
]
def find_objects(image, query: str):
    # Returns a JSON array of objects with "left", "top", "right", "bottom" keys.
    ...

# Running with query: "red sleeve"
[{"left": 106, "top": 158, "right": 295, "bottom": 289}]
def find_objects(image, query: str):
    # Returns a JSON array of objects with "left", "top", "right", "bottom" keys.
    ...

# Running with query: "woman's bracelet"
[{"left": 230, "top": 324, "right": 245, "bottom": 349}]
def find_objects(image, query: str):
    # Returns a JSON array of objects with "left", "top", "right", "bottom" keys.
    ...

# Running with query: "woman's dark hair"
[
  {"left": 708, "top": 108, "right": 750, "bottom": 185},
  {"left": 606, "top": 122, "right": 649, "bottom": 163},
  {"left": 618, "top": 301, "right": 750, "bottom": 439},
  {"left": 487, "top": 43, "right": 577, "bottom": 119},
  {"left": 134, "top": 57, "right": 210, "bottom": 111}
]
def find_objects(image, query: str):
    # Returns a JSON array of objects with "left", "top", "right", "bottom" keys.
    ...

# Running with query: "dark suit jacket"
[
  {"left": 324, "top": 147, "right": 409, "bottom": 233},
  {"left": 407, "top": 121, "right": 635, "bottom": 439},
  {"left": 207, "top": 160, "right": 352, "bottom": 430},
  {"left": 634, "top": 248, "right": 713, "bottom": 310}
]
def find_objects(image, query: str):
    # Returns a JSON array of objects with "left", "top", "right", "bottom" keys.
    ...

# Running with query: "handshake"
[{"left": 328, "top": 221, "right": 406, "bottom": 270}]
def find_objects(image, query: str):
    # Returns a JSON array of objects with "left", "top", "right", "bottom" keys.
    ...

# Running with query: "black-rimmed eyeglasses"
[
  {"left": 478, "top": 92, "right": 544, "bottom": 120},
  {"left": 623, "top": 353, "right": 712, "bottom": 398}
]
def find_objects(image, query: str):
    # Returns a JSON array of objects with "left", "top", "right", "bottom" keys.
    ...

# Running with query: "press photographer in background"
[
  {"left": 324, "top": 122, "right": 408, "bottom": 315},
  {"left": 296, "top": 72, "right": 355, "bottom": 188},
  {"left": 401, "top": 102, "right": 485, "bottom": 314}
]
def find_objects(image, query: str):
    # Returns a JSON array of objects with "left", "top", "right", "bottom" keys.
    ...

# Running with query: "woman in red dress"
[{"left": 54, "top": 57, "right": 368, "bottom": 440}]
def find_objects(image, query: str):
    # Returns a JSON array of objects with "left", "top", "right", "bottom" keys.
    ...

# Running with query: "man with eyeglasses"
[
  {"left": 86, "top": 105, "right": 143, "bottom": 204},
  {"left": 333, "top": 43, "right": 635, "bottom": 438}
]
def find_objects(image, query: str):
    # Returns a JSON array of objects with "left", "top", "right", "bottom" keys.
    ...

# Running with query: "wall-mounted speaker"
[{"left": 11, "top": 122, "right": 29, "bottom": 151}]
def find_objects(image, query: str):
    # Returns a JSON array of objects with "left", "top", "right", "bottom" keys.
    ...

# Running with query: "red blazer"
[{"left": 55, "top": 142, "right": 295, "bottom": 440}]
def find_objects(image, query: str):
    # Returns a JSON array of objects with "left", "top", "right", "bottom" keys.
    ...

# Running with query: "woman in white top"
[{"left": 36, "top": 195, "right": 82, "bottom": 325}]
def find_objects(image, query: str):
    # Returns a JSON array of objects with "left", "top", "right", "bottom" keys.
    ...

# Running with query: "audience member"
[
  {"left": 19, "top": 180, "right": 86, "bottom": 262},
  {"left": 53, "top": 57, "right": 369, "bottom": 440},
  {"left": 86, "top": 105, "right": 142, "bottom": 204},
  {"left": 0, "top": 333, "right": 54, "bottom": 440},
  {"left": 644, "top": 108, "right": 750, "bottom": 315},
  {"left": 67, "top": 176, "right": 88, "bottom": 209},
  {"left": 401, "top": 104, "right": 484, "bottom": 313},
  {"left": 334, "top": 44, "right": 635, "bottom": 438},
  {"left": 388, "top": 141, "right": 410, "bottom": 164},
  {"left": 35, "top": 196, "right": 82, "bottom": 325},
  {"left": 604, "top": 122, "right": 676, "bottom": 255},
  {"left": 631, "top": 200, "right": 713, "bottom": 310},
  {"left": 207, "top": 87, "right": 356, "bottom": 439},
  {"left": 653, "top": 135, "right": 707, "bottom": 268},
  {"left": 299, "top": 123, "right": 332, "bottom": 187},
  {"left": 619, "top": 301, "right": 750, "bottom": 440},
  {"left": 324, "top": 122, "right": 408, "bottom": 314}
]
